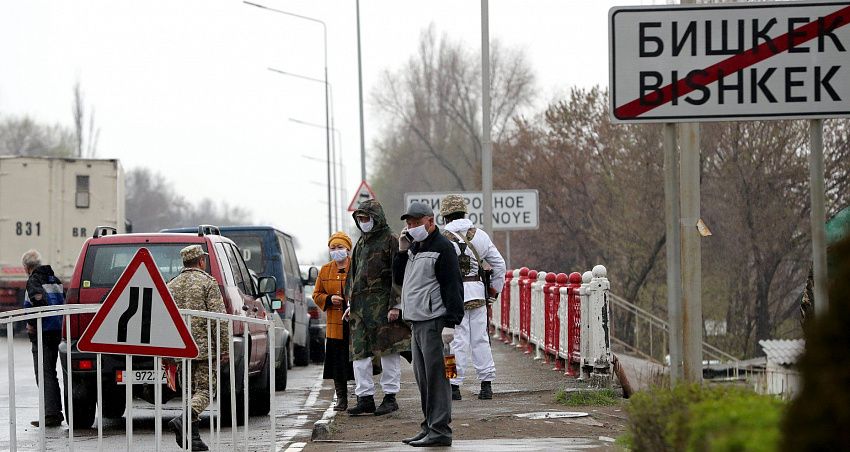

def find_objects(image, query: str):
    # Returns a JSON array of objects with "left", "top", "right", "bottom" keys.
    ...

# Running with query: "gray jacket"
[{"left": 393, "top": 227, "right": 464, "bottom": 327}]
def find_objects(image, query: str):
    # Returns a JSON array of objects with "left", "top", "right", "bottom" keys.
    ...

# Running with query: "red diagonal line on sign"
[{"left": 615, "top": 6, "right": 850, "bottom": 119}]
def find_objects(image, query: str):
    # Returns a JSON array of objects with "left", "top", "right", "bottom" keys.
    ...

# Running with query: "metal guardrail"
[{"left": 607, "top": 292, "right": 741, "bottom": 374}]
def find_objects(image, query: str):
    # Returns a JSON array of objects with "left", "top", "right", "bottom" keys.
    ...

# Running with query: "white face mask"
[
  {"left": 359, "top": 219, "right": 373, "bottom": 233},
  {"left": 408, "top": 224, "right": 429, "bottom": 242},
  {"left": 329, "top": 249, "right": 348, "bottom": 262}
]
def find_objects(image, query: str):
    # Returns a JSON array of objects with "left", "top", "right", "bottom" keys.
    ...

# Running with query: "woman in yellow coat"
[{"left": 312, "top": 231, "right": 355, "bottom": 411}]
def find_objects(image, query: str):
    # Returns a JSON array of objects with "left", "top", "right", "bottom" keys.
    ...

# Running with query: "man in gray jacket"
[{"left": 393, "top": 202, "right": 464, "bottom": 448}]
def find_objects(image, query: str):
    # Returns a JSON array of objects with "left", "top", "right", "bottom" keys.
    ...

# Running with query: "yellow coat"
[{"left": 312, "top": 260, "right": 349, "bottom": 340}]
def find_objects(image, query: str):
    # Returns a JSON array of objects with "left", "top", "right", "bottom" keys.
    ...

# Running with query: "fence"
[
  {"left": 493, "top": 266, "right": 613, "bottom": 379},
  {"left": 1, "top": 304, "right": 279, "bottom": 452},
  {"left": 492, "top": 265, "right": 743, "bottom": 382}
]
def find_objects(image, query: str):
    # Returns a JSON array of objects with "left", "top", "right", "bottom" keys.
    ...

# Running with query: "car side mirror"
[
  {"left": 303, "top": 266, "right": 319, "bottom": 285},
  {"left": 271, "top": 299, "right": 282, "bottom": 310},
  {"left": 258, "top": 276, "right": 277, "bottom": 295}
]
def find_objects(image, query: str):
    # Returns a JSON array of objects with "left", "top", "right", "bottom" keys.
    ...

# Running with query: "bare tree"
[
  {"left": 72, "top": 81, "right": 99, "bottom": 158},
  {"left": 370, "top": 25, "right": 536, "bottom": 222},
  {"left": 0, "top": 115, "right": 75, "bottom": 156}
]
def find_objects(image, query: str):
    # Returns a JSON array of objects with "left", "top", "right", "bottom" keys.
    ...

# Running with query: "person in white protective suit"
[{"left": 439, "top": 194, "right": 507, "bottom": 400}]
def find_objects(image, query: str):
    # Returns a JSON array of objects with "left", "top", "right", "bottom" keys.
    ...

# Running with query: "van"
[{"left": 162, "top": 226, "right": 318, "bottom": 366}]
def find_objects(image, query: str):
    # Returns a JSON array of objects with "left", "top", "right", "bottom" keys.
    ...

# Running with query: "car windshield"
[
  {"left": 226, "top": 233, "right": 264, "bottom": 275},
  {"left": 81, "top": 243, "right": 209, "bottom": 288}
]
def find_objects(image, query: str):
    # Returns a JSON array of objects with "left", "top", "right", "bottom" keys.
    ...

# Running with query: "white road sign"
[
  {"left": 77, "top": 248, "right": 199, "bottom": 358},
  {"left": 348, "top": 180, "right": 376, "bottom": 212},
  {"left": 404, "top": 190, "right": 539, "bottom": 231},
  {"left": 610, "top": 2, "right": 850, "bottom": 122}
]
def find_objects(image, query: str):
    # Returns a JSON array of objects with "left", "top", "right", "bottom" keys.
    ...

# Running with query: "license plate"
[{"left": 116, "top": 369, "right": 168, "bottom": 385}]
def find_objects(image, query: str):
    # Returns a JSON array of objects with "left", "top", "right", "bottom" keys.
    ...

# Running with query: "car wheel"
[
  {"left": 101, "top": 383, "right": 127, "bottom": 418},
  {"left": 275, "top": 343, "right": 288, "bottom": 391},
  {"left": 63, "top": 372, "right": 96, "bottom": 429},
  {"left": 249, "top": 354, "right": 271, "bottom": 416},
  {"left": 293, "top": 338, "right": 310, "bottom": 367},
  {"left": 218, "top": 364, "right": 245, "bottom": 426},
  {"left": 310, "top": 335, "right": 325, "bottom": 364}
]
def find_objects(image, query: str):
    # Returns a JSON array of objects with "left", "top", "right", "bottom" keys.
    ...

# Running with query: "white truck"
[{"left": 0, "top": 156, "right": 126, "bottom": 331}]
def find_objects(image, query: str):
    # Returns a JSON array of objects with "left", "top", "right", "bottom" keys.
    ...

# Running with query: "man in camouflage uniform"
[
  {"left": 166, "top": 244, "right": 229, "bottom": 451},
  {"left": 344, "top": 199, "right": 411, "bottom": 416}
]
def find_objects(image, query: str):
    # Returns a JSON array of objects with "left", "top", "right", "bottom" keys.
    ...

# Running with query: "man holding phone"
[{"left": 393, "top": 202, "right": 464, "bottom": 447}]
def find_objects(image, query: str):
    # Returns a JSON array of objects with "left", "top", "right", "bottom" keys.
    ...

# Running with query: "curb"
[{"left": 311, "top": 398, "right": 338, "bottom": 441}]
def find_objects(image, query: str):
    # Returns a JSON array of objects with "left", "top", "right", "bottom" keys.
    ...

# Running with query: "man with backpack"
[
  {"left": 440, "top": 194, "right": 507, "bottom": 401},
  {"left": 22, "top": 249, "right": 66, "bottom": 427}
]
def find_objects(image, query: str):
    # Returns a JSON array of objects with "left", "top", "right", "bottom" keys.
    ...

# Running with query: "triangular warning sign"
[
  {"left": 347, "top": 180, "right": 376, "bottom": 212},
  {"left": 77, "top": 248, "right": 199, "bottom": 359}
]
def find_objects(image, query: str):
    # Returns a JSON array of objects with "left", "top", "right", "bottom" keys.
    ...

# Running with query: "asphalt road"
[{"left": 0, "top": 336, "right": 331, "bottom": 451}]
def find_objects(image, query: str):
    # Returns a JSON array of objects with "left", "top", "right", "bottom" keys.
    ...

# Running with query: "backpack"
[{"left": 443, "top": 228, "right": 493, "bottom": 283}]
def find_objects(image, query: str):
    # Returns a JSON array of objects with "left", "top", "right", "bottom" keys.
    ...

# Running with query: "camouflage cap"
[
  {"left": 180, "top": 244, "right": 208, "bottom": 263},
  {"left": 439, "top": 194, "right": 468, "bottom": 217}
]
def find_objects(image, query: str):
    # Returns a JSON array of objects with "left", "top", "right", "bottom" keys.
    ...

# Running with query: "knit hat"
[{"left": 328, "top": 231, "right": 352, "bottom": 250}]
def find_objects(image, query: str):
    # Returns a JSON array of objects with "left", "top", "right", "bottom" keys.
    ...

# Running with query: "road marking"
[{"left": 276, "top": 379, "right": 327, "bottom": 451}]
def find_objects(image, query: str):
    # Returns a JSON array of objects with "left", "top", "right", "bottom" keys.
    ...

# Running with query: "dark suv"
[{"left": 61, "top": 225, "right": 278, "bottom": 428}]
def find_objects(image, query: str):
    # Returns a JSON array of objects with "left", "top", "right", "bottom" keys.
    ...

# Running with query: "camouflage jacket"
[
  {"left": 167, "top": 268, "right": 230, "bottom": 360},
  {"left": 345, "top": 199, "right": 411, "bottom": 360}
]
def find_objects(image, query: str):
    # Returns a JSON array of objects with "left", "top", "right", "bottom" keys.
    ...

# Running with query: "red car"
[{"left": 61, "top": 225, "right": 278, "bottom": 428}]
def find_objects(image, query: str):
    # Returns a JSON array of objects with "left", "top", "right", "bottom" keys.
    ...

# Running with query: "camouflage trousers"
[{"left": 185, "top": 361, "right": 214, "bottom": 421}]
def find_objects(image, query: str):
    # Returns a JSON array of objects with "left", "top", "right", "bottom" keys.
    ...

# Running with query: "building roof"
[{"left": 759, "top": 339, "right": 805, "bottom": 366}]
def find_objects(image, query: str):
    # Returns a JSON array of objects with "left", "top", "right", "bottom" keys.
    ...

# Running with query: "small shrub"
[
  {"left": 555, "top": 388, "right": 620, "bottom": 406},
  {"left": 687, "top": 392, "right": 783, "bottom": 452},
  {"left": 623, "top": 384, "right": 784, "bottom": 452}
]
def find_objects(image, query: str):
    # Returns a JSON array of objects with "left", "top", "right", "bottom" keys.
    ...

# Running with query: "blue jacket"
[{"left": 24, "top": 265, "right": 65, "bottom": 332}]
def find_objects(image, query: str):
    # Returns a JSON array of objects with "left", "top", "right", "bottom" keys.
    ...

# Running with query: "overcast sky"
[{"left": 0, "top": 0, "right": 647, "bottom": 263}]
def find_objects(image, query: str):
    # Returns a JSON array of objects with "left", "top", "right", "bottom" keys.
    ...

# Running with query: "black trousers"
[
  {"left": 410, "top": 318, "right": 451, "bottom": 441},
  {"left": 30, "top": 331, "right": 63, "bottom": 417}
]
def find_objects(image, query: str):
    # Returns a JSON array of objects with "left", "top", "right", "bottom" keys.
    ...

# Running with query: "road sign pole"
[
  {"left": 505, "top": 231, "right": 511, "bottom": 270},
  {"left": 663, "top": 123, "right": 683, "bottom": 384},
  {"left": 481, "top": 0, "right": 494, "bottom": 234},
  {"left": 679, "top": 120, "right": 702, "bottom": 384},
  {"left": 809, "top": 119, "right": 829, "bottom": 316}
]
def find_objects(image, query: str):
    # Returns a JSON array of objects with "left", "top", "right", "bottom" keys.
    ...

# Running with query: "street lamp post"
[
  {"left": 290, "top": 118, "right": 345, "bottom": 231},
  {"left": 244, "top": 1, "right": 332, "bottom": 236},
  {"left": 268, "top": 68, "right": 340, "bottom": 230}
]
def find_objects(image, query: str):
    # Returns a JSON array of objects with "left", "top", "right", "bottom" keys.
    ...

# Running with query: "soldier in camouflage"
[
  {"left": 166, "top": 244, "right": 229, "bottom": 451},
  {"left": 344, "top": 199, "right": 411, "bottom": 416}
]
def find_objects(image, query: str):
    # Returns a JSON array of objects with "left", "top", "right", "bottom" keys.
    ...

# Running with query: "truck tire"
[
  {"left": 249, "top": 355, "right": 271, "bottom": 416},
  {"left": 293, "top": 339, "right": 310, "bottom": 367},
  {"left": 275, "top": 344, "right": 288, "bottom": 391},
  {"left": 63, "top": 372, "right": 96, "bottom": 429}
]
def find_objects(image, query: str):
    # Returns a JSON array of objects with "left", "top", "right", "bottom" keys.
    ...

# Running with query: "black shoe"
[
  {"left": 410, "top": 436, "right": 452, "bottom": 447},
  {"left": 347, "top": 395, "right": 375, "bottom": 416},
  {"left": 402, "top": 430, "right": 428, "bottom": 444},
  {"left": 30, "top": 414, "right": 63, "bottom": 427},
  {"left": 478, "top": 381, "right": 493, "bottom": 400},
  {"left": 334, "top": 392, "right": 349, "bottom": 411},
  {"left": 451, "top": 384, "right": 462, "bottom": 401},
  {"left": 374, "top": 393, "right": 398, "bottom": 416}
]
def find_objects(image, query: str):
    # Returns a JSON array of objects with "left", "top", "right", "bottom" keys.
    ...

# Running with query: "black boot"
[
  {"left": 478, "top": 381, "right": 493, "bottom": 400},
  {"left": 334, "top": 379, "right": 348, "bottom": 411},
  {"left": 374, "top": 393, "right": 398, "bottom": 416},
  {"left": 451, "top": 384, "right": 462, "bottom": 401},
  {"left": 168, "top": 416, "right": 184, "bottom": 448},
  {"left": 189, "top": 421, "right": 209, "bottom": 451},
  {"left": 168, "top": 416, "right": 209, "bottom": 451},
  {"left": 346, "top": 395, "right": 375, "bottom": 416}
]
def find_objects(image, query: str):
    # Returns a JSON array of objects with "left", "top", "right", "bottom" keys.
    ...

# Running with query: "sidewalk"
[{"left": 306, "top": 336, "right": 628, "bottom": 451}]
